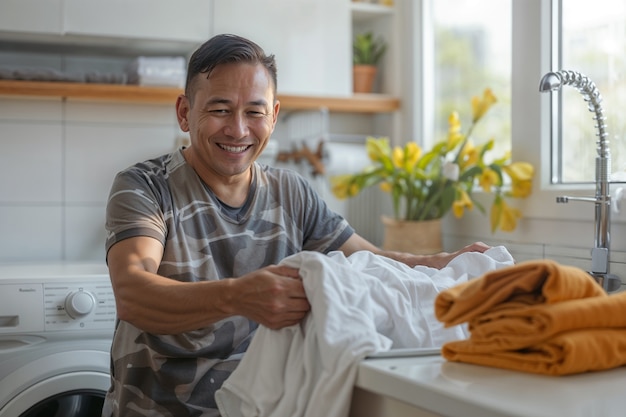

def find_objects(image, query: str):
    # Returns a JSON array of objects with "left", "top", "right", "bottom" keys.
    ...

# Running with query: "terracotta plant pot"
[
  {"left": 353, "top": 64, "right": 377, "bottom": 93},
  {"left": 381, "top": 216, "right": 443, "bottom": 255}
]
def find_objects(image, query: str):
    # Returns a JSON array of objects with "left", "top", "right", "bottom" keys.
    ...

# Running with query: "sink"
[{"left": 366, "top": 347, "right": 441, "bottom": 359}]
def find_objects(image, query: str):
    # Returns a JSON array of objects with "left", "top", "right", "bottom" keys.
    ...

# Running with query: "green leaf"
[
  {"left": 440, "top": 184, "right": 456, "bottom": 215},
  {"left": 459, "top": 165, "right": 482, "bottom": 182}
]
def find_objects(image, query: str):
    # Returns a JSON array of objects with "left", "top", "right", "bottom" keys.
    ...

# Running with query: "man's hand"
[
  {"left": 229, "top": 265, "right": 311, "bottom": 330},
  {"left": 381, "top": 241, "right": 491, "bottom": 269}
]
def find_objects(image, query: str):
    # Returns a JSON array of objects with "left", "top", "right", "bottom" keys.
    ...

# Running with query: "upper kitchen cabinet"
[
  {"left": 0, "top": 0, "right": 211, "bottom": 53},
  {"left": 63, "top": 0, "right": 211, "bottom": 45},
  {"left": 212, "top": 0, "right": 352, "bottom": 97},
  {"left": 0, "top": 0, "right": 62, "bottom": 37}
]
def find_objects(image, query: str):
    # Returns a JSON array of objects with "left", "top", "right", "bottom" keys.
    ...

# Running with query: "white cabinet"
[
  {"left": 0, "top": 0, "right": 62, "bottom": 35},
  {"left": 0, "top": 0, "right": 211, "bottom": 49},
  {"left": 212, "top": 0, "right": 351, "bottom": 97},
  {"left": 63, "top": 0, "right": 211, "bottom": 43}
]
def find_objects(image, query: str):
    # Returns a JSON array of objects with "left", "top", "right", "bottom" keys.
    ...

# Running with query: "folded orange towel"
[
  {"left": 434, "top": 259, "right": 626, "bottom": 376},
  {"left": 435, "top": 259, "right": 605, "bottom": 327},
  {"left": 442, "top": 328, "right": 626, "bottom": 376},
  {"left": 467, "top": 291, "right": 626, "bottom": 351}
]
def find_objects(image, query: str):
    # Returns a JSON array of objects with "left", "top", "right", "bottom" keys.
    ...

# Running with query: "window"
[
  {"left": 556, "top": 0, "right": 626, "bottom": 183},
  {"left": 428, "top": 0, "right": 625, "bottom": 185},
  {"left": 431, "top": 0, "right": 512, "bottom": 157}
]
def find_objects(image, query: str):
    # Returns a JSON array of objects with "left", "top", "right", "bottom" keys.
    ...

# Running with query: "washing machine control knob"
[{"left": 65, "top": 290, "right": 96, "bottom": 319}]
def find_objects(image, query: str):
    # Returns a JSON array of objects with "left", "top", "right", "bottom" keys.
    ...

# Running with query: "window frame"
[{"left": 407, "top": 0, "right": 608, "bottom": 223}]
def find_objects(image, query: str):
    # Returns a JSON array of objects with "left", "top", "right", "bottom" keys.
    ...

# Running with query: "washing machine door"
[
  {"left": 2, "top": 371, "right": 109, "bottom": 417},
  {"left": 0, "top": 347, "right": 111, "bottom": 417}
]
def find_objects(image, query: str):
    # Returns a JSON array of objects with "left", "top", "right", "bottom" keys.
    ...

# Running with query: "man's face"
[{"left": 177, "top": 62, "right": 279, "bottom": 181}]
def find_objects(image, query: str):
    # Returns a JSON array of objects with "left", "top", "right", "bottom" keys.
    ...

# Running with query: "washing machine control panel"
[
  {"left": 0, "top": 264, "right": 117, "bottom": 334},
  {"left": 43, "top": 281, "right": 116, "bottom": 331}
]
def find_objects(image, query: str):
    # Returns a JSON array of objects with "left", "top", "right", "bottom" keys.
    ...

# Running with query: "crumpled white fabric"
[{"left": 215, "top": 246, "right": 514, "bottom": 417}]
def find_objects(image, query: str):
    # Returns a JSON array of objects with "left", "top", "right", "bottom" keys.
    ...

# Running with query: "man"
[{"left": 102, "top": 33, "right": 487, "bottom": 417}]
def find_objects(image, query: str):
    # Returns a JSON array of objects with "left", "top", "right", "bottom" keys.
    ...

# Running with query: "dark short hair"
[{"left": 184, "top": 33, "right": 277, "bottom": 100}]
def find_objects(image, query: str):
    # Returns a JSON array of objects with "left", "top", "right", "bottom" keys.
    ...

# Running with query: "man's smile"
[{"left": 218, "top": 144, "right": 252, "bottom": 153}]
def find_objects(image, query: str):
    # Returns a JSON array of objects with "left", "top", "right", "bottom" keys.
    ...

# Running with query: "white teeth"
[{"left": 219, "top": 144, "right": 250, "bottom": 153}]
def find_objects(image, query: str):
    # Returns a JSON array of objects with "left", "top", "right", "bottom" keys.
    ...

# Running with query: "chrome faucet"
[{"left": 539, "top": 69, "right": 621, "bottom": 292}]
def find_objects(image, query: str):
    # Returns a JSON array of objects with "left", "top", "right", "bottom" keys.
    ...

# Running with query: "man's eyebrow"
[
  {"left": 204, "top": 98, "right": 269, "bottom": 107},
  {"left": 206, "top": 97, "right": 231, "bottom": 105},
  {"left": 248, "top": 99, "right": 270, "bottom": 107}
]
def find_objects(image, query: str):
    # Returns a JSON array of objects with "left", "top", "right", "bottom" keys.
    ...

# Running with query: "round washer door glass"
[
  {"left": 0, "top": 371, "right": 109, "bottom": 417},
  {"left": 20, "top": 389, "right": 104, "bottom": 417}
]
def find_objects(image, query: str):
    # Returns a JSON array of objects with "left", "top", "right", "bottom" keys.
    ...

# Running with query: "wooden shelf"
[
  {"left": 0, "top": 80, "right": 400, "bottom": 113},
  {"left": 279, "top": 93, "right": 400, "bottom": 113}
]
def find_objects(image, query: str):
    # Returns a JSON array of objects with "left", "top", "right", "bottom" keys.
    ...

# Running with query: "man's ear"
[
  {"left": 272, "top": 100, "right": 280, "bottom": 131},
  {"left": 176, "top": 94, "right": 191, "bottom": 132}
]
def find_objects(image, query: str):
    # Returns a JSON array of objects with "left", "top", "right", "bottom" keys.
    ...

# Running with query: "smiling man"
[{"left": 102, "top": 34, "right": 488, "bottom": 417}]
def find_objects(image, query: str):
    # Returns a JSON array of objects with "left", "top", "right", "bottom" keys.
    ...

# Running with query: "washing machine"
[{"left": 0, "top": 263, "right": 116, "bottom": 417}]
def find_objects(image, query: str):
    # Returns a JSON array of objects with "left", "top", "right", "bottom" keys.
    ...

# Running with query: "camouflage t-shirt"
[{"left": 102, "top": 149, "right": 353, "bottom": 417}]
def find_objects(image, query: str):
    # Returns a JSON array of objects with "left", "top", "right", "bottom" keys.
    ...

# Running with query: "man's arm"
[
  {"left": 338, "top": 233, "right": 489, "bottom": 269},
  {"left": 107, "top": 236, "right": 311, "bottom": 334}
]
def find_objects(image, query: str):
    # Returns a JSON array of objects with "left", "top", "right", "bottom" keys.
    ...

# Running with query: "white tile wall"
[
  {"left": 1, "top": 121, "right": 63, "bottom": 203},
  {"left": 0, "top": 97, "right": 183, "bottom": 262},
  {"left": 0, "top": 206, "right": 63, "bottom": 260}
]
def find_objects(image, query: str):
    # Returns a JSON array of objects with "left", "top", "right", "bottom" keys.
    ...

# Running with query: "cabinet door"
[
  {"left": 63, "top": 0, "right": 211, "bottom": 43},
  {"left": 0, "top": 0, "right": 62, "bottom": 35},
  {"left": 212, "top": 0, "right": 351, "bottom": 96}
]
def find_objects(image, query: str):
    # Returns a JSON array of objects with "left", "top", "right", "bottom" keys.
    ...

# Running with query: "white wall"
[{"left": 0, "top": 97, "right": 182, "bottom": 262}]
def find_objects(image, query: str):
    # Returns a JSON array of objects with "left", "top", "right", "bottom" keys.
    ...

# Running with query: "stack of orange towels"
[{"left": 435, "top": 259, "right": 626, "bottom": 376}]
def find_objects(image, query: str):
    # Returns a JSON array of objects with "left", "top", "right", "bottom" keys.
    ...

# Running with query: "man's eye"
[{"left": 209, "top": 109, "right": 229, "bottom": 115}]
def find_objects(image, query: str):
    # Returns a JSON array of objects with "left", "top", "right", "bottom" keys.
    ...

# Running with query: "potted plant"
[
  {"left": 353, "top": 31, "right": 387, "bottom": 93},
  {"left": 330, "top": 89, "right": 535, "bottom": 254}
]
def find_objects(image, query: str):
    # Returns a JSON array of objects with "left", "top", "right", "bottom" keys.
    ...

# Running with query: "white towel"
[{"left": 215, "top": 247, "right": 514, "bottom": 417}]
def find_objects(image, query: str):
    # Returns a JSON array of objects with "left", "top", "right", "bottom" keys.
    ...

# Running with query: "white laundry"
[{"left": 215, "top": 246, "right": 515, "bottom": 417}]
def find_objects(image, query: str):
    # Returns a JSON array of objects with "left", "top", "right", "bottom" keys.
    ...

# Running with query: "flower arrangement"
[{"left": 330, "top": 89, "right": 534, "bottom": 232}]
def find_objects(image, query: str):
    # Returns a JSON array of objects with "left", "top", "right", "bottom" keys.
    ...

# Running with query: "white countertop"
[{"left": 355, "top": 353, "right": 626, "bottom": 417}]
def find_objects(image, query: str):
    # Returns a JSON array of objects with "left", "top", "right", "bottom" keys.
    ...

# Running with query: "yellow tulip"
[
  {"left": 379, "top": 181, "right": 393, "bottom": 193},
  {"left": 330, "top": 175, "right": 358, "bottom": 199},
  {"left": 392, "top": 142, "right": 422, "bottom": 172},
  {"left": 366, "top": 136, "right": 391, "bottom": 162},
  {"left": 447, "top": 111, "right": 465, "bottom": 149},
  {"left": 490, "top": 197, "right": 522, "bottom": 232},
  {"left": 511, "top": 179, "right": 533, "bottom": 198},
  {"left": 452, "top": 189, "right": 473, "bottom": 218},
  {"left": 392, "top": 146, "right": 404, "bottom": 169},
  {"left": 471, "top": 88, "right": 497, "bottom": 123},
  {"left": 459, "top": 140, "right": 478, "bottom": 169},
  {"left": 503, "top": 162, "right": 534, "bottom": 181},
  {"left": 479, "top": 167, "right": 500, "bottom": 192},
  {"left": 448, "top": 111, "right": 461, "bottom": 131},
  {"left": 403, "top": 142, "right": 422, "bottom": 171},
  {"left": 503, "top": 162, "right": 534, "bottom": 198}
]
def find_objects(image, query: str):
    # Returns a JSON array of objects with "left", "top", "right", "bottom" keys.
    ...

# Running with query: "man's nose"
[{"left": 224, "top": 113, "right": 250, "bottom": 138}]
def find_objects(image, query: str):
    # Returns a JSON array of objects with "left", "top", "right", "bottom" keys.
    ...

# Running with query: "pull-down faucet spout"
[{"left": 539, "top": 69, "right": 620, "bottom": 292}]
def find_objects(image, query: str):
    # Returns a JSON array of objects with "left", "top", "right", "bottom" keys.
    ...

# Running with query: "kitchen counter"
[{"left": 350, "top": 353, "right": 626, "bottom": 417}]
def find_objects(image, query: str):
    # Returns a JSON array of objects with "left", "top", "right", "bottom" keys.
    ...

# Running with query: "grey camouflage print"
[{"left": 102, "top": 149, "right": 353, "bottom": 416}]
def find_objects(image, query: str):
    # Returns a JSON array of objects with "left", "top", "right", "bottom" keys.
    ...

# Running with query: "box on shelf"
[{"left": 126, "top": 56, "right": 186, "bottom": 88}]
